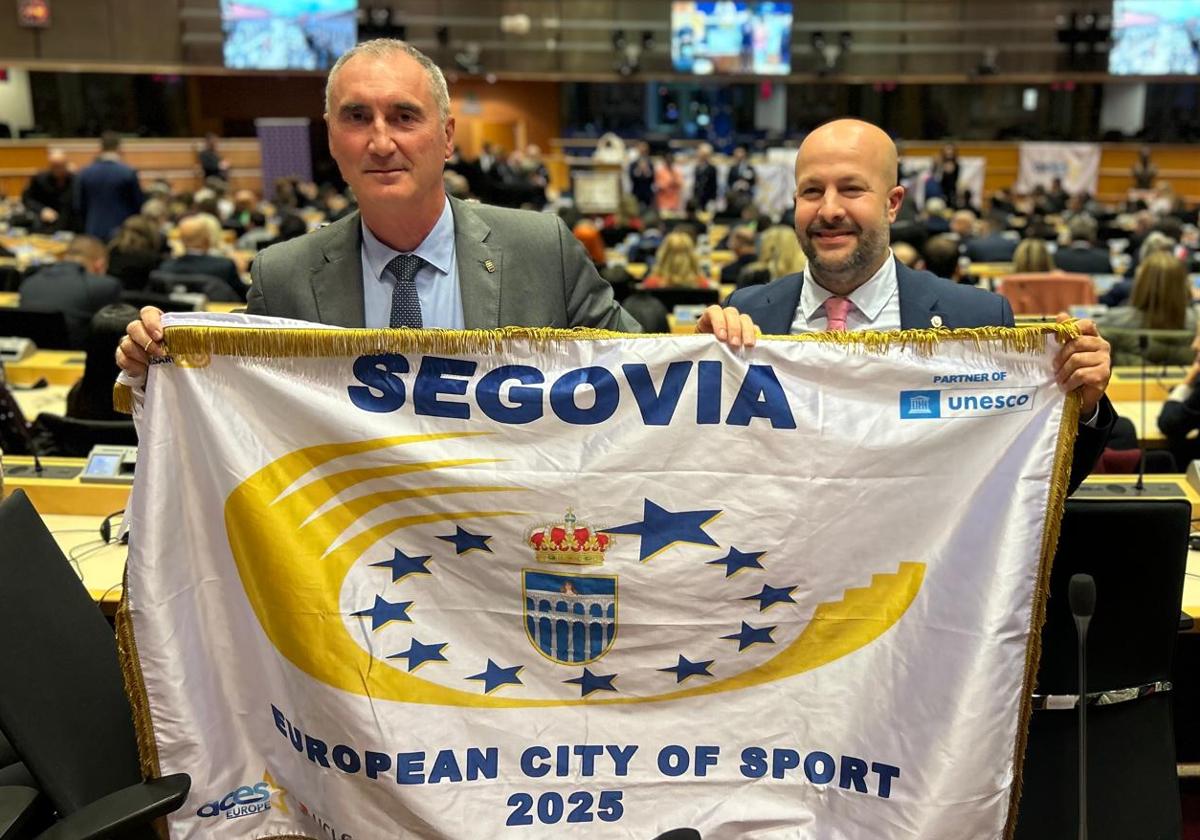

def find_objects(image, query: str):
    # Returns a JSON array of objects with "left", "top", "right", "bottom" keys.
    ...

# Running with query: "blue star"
[
  {"left": 658, "top": 655, "right": 715, "bottom": 684},
  {"left": 387, "top": 638, "right": 448, "bottom": 671},
  {"left": 563, "top": 668, "right": 618, "bottom": 697},
  {"left": 351, "top": 595, "right": 412, "bottom": 630},
  {"left": 465, "top": 659, "right": 524, "bottom": 694},
  {"left": 603, "top": 499, "right": 721, "bottom": 562},
  {"left": 371, "top": 548, "right": 432, "bottom": 583},
  {"left": 707, "top": 546, "right": 765, "bottom": 577},
  {"left": 742, "top": 583, "right": 797, "bottom": 612},
  {"left": 437, "top": 526, "right": 493, "bottom": 555},
  {"left": 721, "top": 621, "right": 777, "bottom": 651}
]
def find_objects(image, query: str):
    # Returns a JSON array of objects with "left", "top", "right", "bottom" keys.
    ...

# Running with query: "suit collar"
[
  {"left": 449, "top": 196, "right": 501, "bottom": 329},
  {"left": 896, "top": 261, "right": 949, "bottom": 329},
  {"left": 311, "top": 211, "right": 366, "bottom": 328}
]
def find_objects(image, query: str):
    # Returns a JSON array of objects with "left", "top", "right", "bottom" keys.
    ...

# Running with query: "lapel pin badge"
[
  {"left": 930, "top": 315, "right": 944, "bottom": 328},
  {"left": 483, "top": 259, "right": 496, "bottom": 273}
]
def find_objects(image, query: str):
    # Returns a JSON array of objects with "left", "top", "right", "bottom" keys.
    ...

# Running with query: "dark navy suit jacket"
[
  {"left": 728, "top": 260, "right": 1113, "bottom": 491},
  {"left": 76, "top": 158, "right": 144, "bottom": 241}
]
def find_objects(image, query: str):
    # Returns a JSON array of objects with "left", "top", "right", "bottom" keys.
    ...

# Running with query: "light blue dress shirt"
[{"left": 360, "top": 198, "right": 464, "bottom": 329}]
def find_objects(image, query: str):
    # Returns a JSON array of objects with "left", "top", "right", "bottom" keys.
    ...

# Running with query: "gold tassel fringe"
[
  {"left": 1004, "top": 389, "right": 1081, "bottom": 839},
  {"left": 115, "top": 579, "right": 164, "bottom": 781},
  {"left": 113, "top": 383, "right": 134, "bottom": 415},
  {"left": 160, "top": 322, "right": 1082, "bottom": 359}
]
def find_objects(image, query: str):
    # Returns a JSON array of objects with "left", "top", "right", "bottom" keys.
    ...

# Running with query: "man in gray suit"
[{"left": 118, "top": 39, "right": 753, "bottom": 374}]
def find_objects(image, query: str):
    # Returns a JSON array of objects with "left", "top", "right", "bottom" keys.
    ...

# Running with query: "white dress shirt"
[{"left": 789, "top": 250, "right": 901, "bottom": 334}]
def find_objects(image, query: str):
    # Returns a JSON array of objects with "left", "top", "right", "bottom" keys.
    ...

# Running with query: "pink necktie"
[{"left": 825, "top": 296, "right": 852, "bottom": 332}]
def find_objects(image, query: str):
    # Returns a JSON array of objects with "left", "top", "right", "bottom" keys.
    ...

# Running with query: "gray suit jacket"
[{"left": 246, "top": 197, "right": 638, "bottom": 332}]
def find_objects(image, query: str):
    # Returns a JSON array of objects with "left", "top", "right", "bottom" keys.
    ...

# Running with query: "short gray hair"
[{"left": 324, "top": 39, "right": 451, "bottom": 123}]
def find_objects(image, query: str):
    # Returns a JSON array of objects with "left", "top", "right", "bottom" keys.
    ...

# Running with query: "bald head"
[
  {"left": 47, "top": 149, "right": 68, "bottom": 176},
  {"left": 178, "top": 215, "right": 214, "bottom": 251},
  {"left": 797, "top": 119, "right": 898, "bottom": 190}
]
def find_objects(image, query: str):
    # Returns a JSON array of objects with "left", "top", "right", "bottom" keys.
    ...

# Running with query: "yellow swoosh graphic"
[{"left": 226, "top": 434, "right": 924, "bottom": 707}]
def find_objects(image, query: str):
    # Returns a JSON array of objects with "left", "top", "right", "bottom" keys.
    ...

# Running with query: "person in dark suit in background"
[
  {"left": 76, "top": 132, "right": 144, "bottom": 241},
  {"left": 726, "top": 145, "right": 757, "bottom": 199},
  {"left": 19, "top": 235, "right": 122, "bottom": 348},
  {"left": 22, "top": 149, "right": 76, "bottom": 233},
  {"left": 720, "top": 227, "right": 758, "bottom": 286},
  {"left": 629, "top": 141, "right": 655, "bottom": 210},
  {"left": 963, "top": 217, "right": 1017, "bottom": 263},
  {"left": 1053, "top": 215, "right": 1113, "bottom": 276},
  {"left": 692, "top": 143, "right": 718, "bottom": 210},
  {"left": 158, "top": 214, "right": 247, "bottom": 301},
  {"left": 697, "top": 118, "right": 1114, "bottom": 492}
]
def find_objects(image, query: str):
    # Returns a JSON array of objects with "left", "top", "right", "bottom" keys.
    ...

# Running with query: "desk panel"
[
  {"left": 5, "top": 350, "right": 85, "bottom": 386},
  {"left": 3, "top": 456, "right": 131, "bottom": 515}
]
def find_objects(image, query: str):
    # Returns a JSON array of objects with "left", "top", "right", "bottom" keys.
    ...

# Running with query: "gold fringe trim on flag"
[
  {"left": 1004, "top": 389, "right": 1081, "bottom": 840},
  {"left": 115, "top": 577, "right": 164, "bottom": 782},
  {"left": 158, "top": 322, "right": 1082, "bottom": 359},
  {"left": 113, "top": 382, "right": 133, "bottom": 415}
]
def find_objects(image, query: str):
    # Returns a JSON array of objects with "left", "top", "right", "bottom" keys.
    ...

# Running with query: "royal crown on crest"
[{"left": 527, "top": 509, "right": 611, "bottom": 566}]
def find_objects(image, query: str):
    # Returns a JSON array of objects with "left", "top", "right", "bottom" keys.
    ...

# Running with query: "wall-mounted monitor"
[
  {"left": 671, "top": 2, "right": 793, "bottom": 75},
  {"left": 1109, "top": 0, "right": 1200, "bottom": 75},
  {"left": 222, "top": 0, "right": 358, "bottom": 71}
]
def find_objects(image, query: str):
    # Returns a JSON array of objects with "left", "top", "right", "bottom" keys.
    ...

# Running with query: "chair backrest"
[
  {"left": 1014, "top": 497, "right": 1188, "bottom": 839},
  {"left": 148, "top": 270, "right": 239, "bottom": 303},
  {"left": 120, "top": 290, "right": 203, "bottom": 313},
  {"left": 0, "top": 308, "right": 71, "bottom": 349},
  {"left": 999, "top": 272, "right": 1096, "bottom": 315},
  {"left": 642, "top": 287, "right": 720, "bottom": 310},
  {"left": 0, "top": 490, "right": 145, "bottom": 814},
  {"left": 1103, "top": 326, "right": 1196, "bottom": 367},
  {"left": 33, "top": 413, "right": 137, "bottom": 457}
]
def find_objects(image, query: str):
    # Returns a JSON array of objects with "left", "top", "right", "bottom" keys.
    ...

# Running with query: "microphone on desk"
[
  {"left": 1136, "top": 334, "right": 1149, "bottom": 492},
  {"left": 1069, "top": 572, "right": 1096, "bottom": 840}
]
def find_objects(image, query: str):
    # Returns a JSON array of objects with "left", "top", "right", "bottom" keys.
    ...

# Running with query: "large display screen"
[
  {"left": 1109, "top": 0, "right": 1200, "bottom": 75},
  {"left": 222, "top": 0, "right": 358, "bottom": 71},
  {"left": 671, "top": 2, "right": 793, "bottom": 75}
]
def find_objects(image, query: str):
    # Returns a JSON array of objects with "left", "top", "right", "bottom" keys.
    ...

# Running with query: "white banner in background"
[
  {"left": 1016, "top": 142, "right": 1101, "bottom": 195},
  {"left": 122, "top": 316, "right": 1073, "bottom": 840}
]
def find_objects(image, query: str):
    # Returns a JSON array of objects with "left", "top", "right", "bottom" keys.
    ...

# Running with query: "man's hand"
[
  {"left": 1054, "top": 315, "right": 1111, "bottom": 417},
  {"left": 696, "top": 305, "right": 758, "bottom": 348},
  {"left": 115, "top": 306, "right": 167, "bottom": 378},
  {"left": 39, "top": 207, "right": 58, "bottom": 224}
]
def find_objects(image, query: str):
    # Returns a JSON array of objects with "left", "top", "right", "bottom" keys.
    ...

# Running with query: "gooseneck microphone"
[
  {"left": 1068, "top": 572, "right": 1096, "bottom": 840},
  {"left": 1136, "top": 333, "right": 1149, "bottom": 492}
]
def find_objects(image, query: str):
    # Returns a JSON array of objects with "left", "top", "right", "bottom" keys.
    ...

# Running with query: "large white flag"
[{"left": 120, "top": 316, "right": 1078, "bottom": 840}]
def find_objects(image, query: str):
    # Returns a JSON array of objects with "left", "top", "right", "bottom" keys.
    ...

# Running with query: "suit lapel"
[
  {"left": 897, "top": 261, "right": 949, "bottom": 330},
  {"left": 310, "top": 213, "right": 366, "bottom": 328},
  {"left": 757, "top": 274, "right": 803, "bottom": 334},
  {"left": 450, "top": 197, "right": 501, "bottom": 329}
]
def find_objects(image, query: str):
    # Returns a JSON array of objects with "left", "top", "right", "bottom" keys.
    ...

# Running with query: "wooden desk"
[
  {"left": 203, "top": 301, "right": 245, "bottom": 314},
  {"left": 5, "top": 350, "right": 85, "bottom": 386},
  {"left": 0, "top": 291, "right": 17, "bottom": 308},
  {"left": 967, "top": 262, "right": 1013, "bottom": 279},
  {"left": 43, "top": 512, "right": 126, "bottom": 616},
  {"left": 2, "top": 456, "right": 131, "bottom": 515},
  {"left": 1107, "top": 367, "right": 1187, "bottom": 402}
]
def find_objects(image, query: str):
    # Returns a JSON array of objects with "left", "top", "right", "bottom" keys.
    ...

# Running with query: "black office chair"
[
  {"left": 147, "top": 270, "right": 240, "bottom": 303},
  {"left": 119, "top": 291, "right": 203, "bottom": 314},
  {"left": 0, "top": 490, "right": 189, "bottom": 839},
  {"left": 1013, "top": 498, "right": 1188, "bottom": 839},
  {"left": 31, "top": 414, "right": 137, "bottom": 458},
  {"left": 642, "top": 288, "right": 720, "bottom": 311},
  {"left": 0, "top": 310, "right": 70, "bottom": 350}
]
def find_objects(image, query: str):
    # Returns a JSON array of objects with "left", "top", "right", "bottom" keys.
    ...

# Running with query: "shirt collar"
[
  {"left": 800, "top": 251, "right": 898, "bottom": 322},
  {"left": 360, "top": 198, "right": 454, "bottom": 281}
]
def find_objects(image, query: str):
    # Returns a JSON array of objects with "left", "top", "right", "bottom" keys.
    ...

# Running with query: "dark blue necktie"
[{"left": 387, "top": 253, "right": 425, "bottom": 328}]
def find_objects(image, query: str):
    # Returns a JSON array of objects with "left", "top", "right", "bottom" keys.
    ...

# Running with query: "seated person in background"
[
  {"left": 235, "top": 211, "right": 274, "bottom": 251},
  {"left": 67, "top": 303, "right": 139, "bottom": 421},
  {"left": 22, "top": 148, "right": 75, "bottom": 233},
  {"left": 758, "top": 225, "right": 807, "bottom": 281},
  {"left": 891, "top": 241, "right": 922, "bottom": 270},
  {"left": 734, "top": 262, "right": 772, "bottom": 291},
  {"left": 1011, "top": 237, "right": 1055, "bottom": 273},
  {"left": 1101, "top": 231, "right": 1179, "bottom": 306},
  {"left": 949, "top": 209, "right": 976, "bottom": 240},
  {"left": 106, "top": 215, "right": 164, "bottom": 291},
  {"left": 264, "top": 213, "right": 309, "bottom": 249},
  {"left": 159, "top": 214, "right": 247, "bottom": 301},
  {"left": 19, "top": 235, "right": 122, "bottom": 348},
  {"left": 720, "top": 227, "right": 758, "bottom": 285},
  {"left": 1054, "top": 215, "right": 1113, "bottom": 275},
  {"left": 922, "top": 234, "right": 963, "bottom": 281},
  {"left": 1097, "top": 252, "right": 1195, "bottom": 332},
  {"left": 643, "top": 231, "right": 713, "bottom": 289},
  {"left": 571, "top": 222, "right": 607, "bottom": 267},
  {"left": 963, "top": 217, "right": 1017, "bottom": 263},
  {"left": 1157, "top": 323, "right": 1200, "bottom": 467}
]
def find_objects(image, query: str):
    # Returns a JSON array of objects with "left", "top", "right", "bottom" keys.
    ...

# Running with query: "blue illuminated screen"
[{"left": 671, "top": 2, "right": 793, "bottom": 75}]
